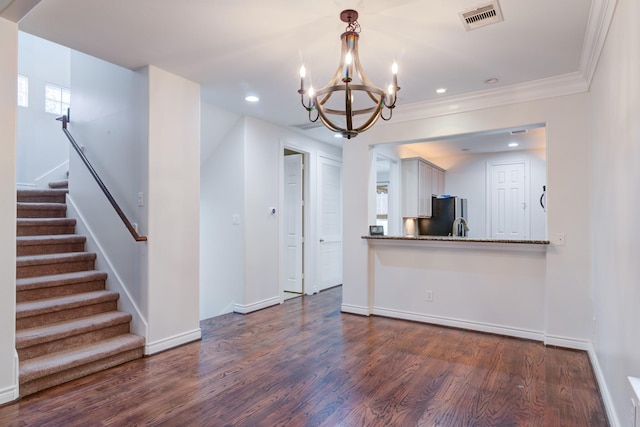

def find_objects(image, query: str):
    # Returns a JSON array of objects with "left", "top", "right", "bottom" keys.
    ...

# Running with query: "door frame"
[{"left": 279, "top": 142, "right": 312, "bottom": 301}]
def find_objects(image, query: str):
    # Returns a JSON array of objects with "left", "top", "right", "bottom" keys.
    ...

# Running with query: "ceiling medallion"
[{"left": 298, "top": 10, "right": 400, "bottom": 139}]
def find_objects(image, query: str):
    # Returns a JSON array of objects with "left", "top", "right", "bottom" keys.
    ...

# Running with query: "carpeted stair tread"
[
  {"left": 17, "top": 270, "right": 107, "bottom": 290},
  {"left": 16, "top": 290, "right": 119, "bottom": 319},
  {"left": 16, "top": 311, "right": 132, "bottom": 350},
  {"left": 48, "top": 179, "right": 69, "bottom": 189},
  {"left": 17, "top": 202, "right": 66, "bottom": 208},
  {"left": 17, "top": 234, "right": 85, "bottom": 246},
  {"left": 17, "top": 251, "right": 95, "bottom": 265},
  {"left": 17, "top": 218, "right": 77, "bottom": 237},
  {"left": 17, "top": 189, "right": 68, "bottom": 204},
  {"left": 17, "top": 218, "right": 76, "bottom": 226},
  {"left": 19, "top": 334, "right": 145, "bottom": 383}
]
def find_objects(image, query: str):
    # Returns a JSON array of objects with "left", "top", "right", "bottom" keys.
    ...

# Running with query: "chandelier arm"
[
  {"left": 315, "top": 107, "right": 344, "bottom": 134},
  {"left": 353, "top": 103, "right": 384, "bottom": 132},
  {"left": 345, "top": 81, "right": 353, "bottom": 132},
  {"left": 380, "top": 106, "right": 393, "bottom": 121},
  {"left": 309, "top": 107, "right": 319, "bottom": 122}
]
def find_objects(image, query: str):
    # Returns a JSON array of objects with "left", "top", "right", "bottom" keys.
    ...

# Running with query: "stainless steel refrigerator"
[{"left": 418, "top": 196, "right": 468, "bottom": 236}]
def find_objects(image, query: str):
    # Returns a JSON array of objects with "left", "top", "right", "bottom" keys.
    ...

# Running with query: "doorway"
[{"left": 282, "top": 148, "right": 306, "bottom": 300}]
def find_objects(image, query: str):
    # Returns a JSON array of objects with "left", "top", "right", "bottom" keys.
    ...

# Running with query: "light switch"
[{"left": 232, "top": 214, "right": 240, "bottom": 225}]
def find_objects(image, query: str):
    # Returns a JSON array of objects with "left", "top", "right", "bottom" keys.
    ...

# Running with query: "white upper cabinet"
[{"left": 402, "top": 158, "right": 445, "bottom": 218}]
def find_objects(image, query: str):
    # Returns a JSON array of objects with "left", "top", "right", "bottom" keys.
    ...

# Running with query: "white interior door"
[
  {"left": 488, "top": 161, "right": 528, "bottom": 239},
  {"left": 318, "top": 156, "right": 342, "bottom": 291},
  {"left": 283, "top": 154, "right": 303, "bottom": 293}
]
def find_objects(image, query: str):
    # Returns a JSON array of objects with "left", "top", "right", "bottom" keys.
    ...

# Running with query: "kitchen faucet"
[{"left": 452, "top": 217, "right": 469, "bottom": 237}]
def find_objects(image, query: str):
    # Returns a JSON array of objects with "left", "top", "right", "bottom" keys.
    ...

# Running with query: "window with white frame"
[
  {"left": 45, "top": 83, "right": 70, "bottom": 115},
  {"left": 17, "top": 75, "right": 28, "bottom": 107}
]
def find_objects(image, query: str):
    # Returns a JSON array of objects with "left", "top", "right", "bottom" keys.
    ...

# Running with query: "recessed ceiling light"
[
  {"left": 508, "top": 142, "right": 519, "bottom": 147},
  {"left": 484, "top": 77, "right": 499, "bottom": 84},
  {"left": 436, "top": 88, "right": 447, "bottom": 94},
  {"left": 461, "top": 148, "right": 470, "bottom": 152},
  {"left": 245, "top": 95, "right": 259, "bottom": 102}
]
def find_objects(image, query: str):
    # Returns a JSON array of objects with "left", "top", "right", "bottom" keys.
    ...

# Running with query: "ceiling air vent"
[
  {"left": 459, "top": 1, "right": 504, "bottom": 31},
  {"left": 290, "top": 122, "right": 324, "bottom": 131}
]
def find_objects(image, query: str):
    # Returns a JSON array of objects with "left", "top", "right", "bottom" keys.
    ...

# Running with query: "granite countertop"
[{"left": 362, "top": 235, "right": 550, "bottom": 245}]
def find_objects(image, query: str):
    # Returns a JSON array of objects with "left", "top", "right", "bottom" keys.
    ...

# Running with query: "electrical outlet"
[
  {"left": 556, "top": 233, "right": 566, "bottom": 246},
  {"left": 426, "top": 290, "right": 433, "bottom": 302},
  {"left": 137, "top": 192, "right": 144, "bottom": 207}
]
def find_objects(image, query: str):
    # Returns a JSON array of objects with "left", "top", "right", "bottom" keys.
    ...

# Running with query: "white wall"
[
  {"left": 590, "top": 0, "right": 640, "bottom": 424},
  {"left": 16, "top": 32, "right": 70, "bottom": 188},
  {"left": 146, "top": 66, "right": 201, "bottom": 352},
  {"left": 343, "top": 93, "right": 592, "bottom": 347},
  {"left": 435, "top": 148, "right": 547, "bottom": 239},
  {"left": 67, "top": 51, "right": 148, "bottom": 337},
  {"left": 0, "top": 16, "right": 18, "bottom": 405},
  {"left": 199, "top": 112, "right": 342, "bottom": 318},
  {"left": 200, "top": 108, "right": 245, "bottom": 319}
]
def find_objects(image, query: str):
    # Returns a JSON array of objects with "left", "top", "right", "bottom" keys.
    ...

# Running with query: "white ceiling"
[{"left": 10, "top": 0, "right": 597, "bottom": 149}]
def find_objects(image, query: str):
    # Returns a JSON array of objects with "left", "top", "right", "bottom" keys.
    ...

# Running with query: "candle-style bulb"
[
  {"left": 299, "top": 65, "right": 306, "bottom": 78},
  {"left": 391, "top": 62, "right": 398, "bottom": 75},
  {"left": 345, "top": 52, "right": 353, "bottom": 65},
  {"left": 309, "top": 86, "right": 315, "bottom": 97}
]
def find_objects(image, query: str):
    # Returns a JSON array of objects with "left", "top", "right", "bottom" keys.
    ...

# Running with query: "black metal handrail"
[{"left": 56, "top": 112, "right": 147, "bottom": 242}]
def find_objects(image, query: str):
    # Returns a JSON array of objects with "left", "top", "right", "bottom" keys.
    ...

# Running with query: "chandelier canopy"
[{"left": 298, "top": 10, "right": 399, "bottom": 139}]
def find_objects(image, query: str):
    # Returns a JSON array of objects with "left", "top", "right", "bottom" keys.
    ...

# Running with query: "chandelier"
[{"left": 298, "top": 10, "right": 399, "bottom": 139}]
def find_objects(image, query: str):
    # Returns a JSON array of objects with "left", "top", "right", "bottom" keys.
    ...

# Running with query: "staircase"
[{"left": 15, "top": 186, "right": 144, "bottom": 397}]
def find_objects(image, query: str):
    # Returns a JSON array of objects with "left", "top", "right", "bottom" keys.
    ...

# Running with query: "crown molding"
[
  {"left": 392, "top": 72, "right": 589, "bottom": 124},
  {"left": 579, "top": 0, "right": 618, "bottom": 86},
  {"left": 389, "top": 0, "right": 616, "bottom": 125}
]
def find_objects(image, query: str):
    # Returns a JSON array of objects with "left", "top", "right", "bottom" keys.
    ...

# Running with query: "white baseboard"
[
  {"left": 373, "top": 306, "right": 545, "bottom": 342},
  {"left": 145, "top": 328, "right": 202, "bottom": 355},
  {"left": 544, "top": 334, "right": 591, "bottom": 351},
  {"left": 341, "top": 303, "right": 372, "bottom": 316},
  {"left": 588, "top": 343, "right": 620, "bottom": 427},
  {"left": 234, "top": 296, "right": 280, "bottom": 314},
  {"left": 0, "top": 385, "right": 19, "bottom": 406},
  {"left": 0, "top": 350, "right": 19, "bottom": 405}
]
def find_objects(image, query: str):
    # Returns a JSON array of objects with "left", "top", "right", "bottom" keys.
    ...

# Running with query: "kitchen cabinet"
[{"left": 402, "top": 158, "right": 445, "bottom": 218}]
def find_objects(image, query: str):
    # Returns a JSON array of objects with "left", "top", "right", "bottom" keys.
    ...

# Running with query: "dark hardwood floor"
[{"left": 0, "top": 286, "right": 608, "bottom": 426}]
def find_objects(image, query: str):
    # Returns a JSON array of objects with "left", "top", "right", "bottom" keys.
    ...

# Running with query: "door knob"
[{"left": 319, "top": 239, "right": 325, "bottom": 243}]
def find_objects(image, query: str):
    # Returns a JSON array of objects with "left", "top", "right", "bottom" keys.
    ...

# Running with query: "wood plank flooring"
[{"left": 0, "top": 286, "right": 608, "bottom": 426}]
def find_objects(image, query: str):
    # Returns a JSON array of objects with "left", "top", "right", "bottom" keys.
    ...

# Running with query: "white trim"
[
  {"left": 233, "top": 296, "right": 280, "bottom": 314},
  {"left": 543, "top": 334, "right": 591, "bottom": 351},
  {"left": 0, "top": 384, "right": 19, "bottom": 406},
  {"left": 587, "top": 343, "right": 621, "bottom": 427},
  {"left": 373, "top": 306, "right": 545, "bottom": 342},
  {"left": 145, "top": 328, "right": 202, "bottom": 355},
  {"left": 341, "top": 303, "right": 372, "bottom": 316},
  {"left": 580, "top": 0, "right": 618, "bottom": 86},
  {"left": 390, "top": 72, "right": 588, "bottom": 125},
  {"left": 0, "top": 350, "right": 19, "bottom": 405},
  {"left": 16, "top": 182, "right": 36, "bottom": 188},
  {"left": 65, "top": 195, "right": 149, "bottom": 340}
]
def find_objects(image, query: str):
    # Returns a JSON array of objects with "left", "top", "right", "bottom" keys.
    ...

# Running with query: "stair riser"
[
  {"left": 19, "top": 347, "right": 144, "bottom": 397},
  {"left": 17, "top": 259, "right": 95, "bottom": 279},
  {"left": 17, "top": 242, "right": 85, "bottom": 257},
  {"left": 17, "top": 300, "right": 118, "bottom": 330},
  {"left": 18, "top": 323, "right": 131, "bottom": 361},
  {"left": 17, "top": 224, "right": 76, "bottom": 236},
  {"left": 17, "top": 208, "right": 67, "bottom": 219},
  {"left": 17, "top": 279, "right": 106, "bottom": 303}
]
